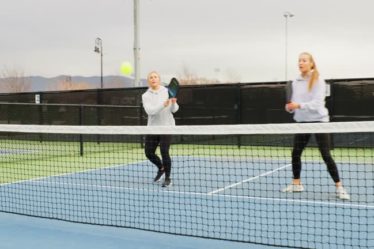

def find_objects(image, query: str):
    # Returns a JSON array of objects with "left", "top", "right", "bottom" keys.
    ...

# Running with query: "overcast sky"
[{"left": 1, "top": 0, "right": 374, "bottom": 83}]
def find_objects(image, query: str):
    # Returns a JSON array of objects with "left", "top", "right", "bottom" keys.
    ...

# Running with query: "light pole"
[
  {"left": 283, "top": 11, "right": 294, "bottom": 81},
  {"left": 94, "top": 37, "right": 103, "bottom": 89},
  {"left": 134, "top": 0, "right": 141, "bottom": 87}
]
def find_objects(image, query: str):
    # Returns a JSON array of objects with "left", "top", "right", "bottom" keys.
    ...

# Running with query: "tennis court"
[{"left": 0, "top": 122, "right": 373, "bottom": 249}]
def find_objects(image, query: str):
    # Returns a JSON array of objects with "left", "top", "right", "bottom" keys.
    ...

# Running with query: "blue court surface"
[
  {"left": 0, "top": 156, "right": 373, "bottom": 249},
  {"left": 0, "top": 212, "right": 276, "bottom": 249}
]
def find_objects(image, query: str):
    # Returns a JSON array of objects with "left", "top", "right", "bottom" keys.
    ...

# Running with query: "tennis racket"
[{"left": 168, "top": 78, "right": 180, "bottom": 99}]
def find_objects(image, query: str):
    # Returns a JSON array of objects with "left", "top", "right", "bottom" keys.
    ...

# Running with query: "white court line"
[
  {"left": 0, "top": 160, "right": 148, "bottom": 187},
  {"left": 0, "top": 155, "right": 264, "bottom": 188},
  {"left": 207, "top": 164, "right": 292, "bottom": 195},
  {"left": 0, "top": 156, "right": 285, "bottom": 189},
  {"left": 3, "top": 159, "right": 373, "bottom": 210},
  {"left": 214, "top": 193, "right": 374, "bottom": 209},
  {"left": 20, "top": 180, "right": 374, "bottom": 209}
]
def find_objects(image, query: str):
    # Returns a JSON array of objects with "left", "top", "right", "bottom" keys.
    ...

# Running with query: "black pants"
[
  {"left": 292, "top": 133, "right": 340, "bottom": 183},
  {"left": 144, "top": 135, "right": 172, "bottom": 178}
]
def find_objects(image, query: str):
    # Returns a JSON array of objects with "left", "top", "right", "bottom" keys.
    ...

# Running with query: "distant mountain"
[{"left": 0, "top": 75, "right": 148, "bottom": 93}]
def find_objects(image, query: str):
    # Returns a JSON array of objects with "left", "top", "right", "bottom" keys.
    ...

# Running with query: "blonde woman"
[
  {"left": 142, "top": 71, "right": 179, "bottom": 187},
  {"left": 283, "top": 52, "right": 350, "bottom": 200}
]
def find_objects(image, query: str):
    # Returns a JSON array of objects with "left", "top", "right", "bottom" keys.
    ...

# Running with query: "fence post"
[
  {"left": 96, "top": 89, "right": 102, "bottom": 144},
  {"left": 37, "top": 94, "right": 44, "bottom": 143},
  {"left": 139, "top": 101, "right": 144, "bottom": 148},
  {"left": 236, "top": 84, "right": 242, "bottom": 148},
  {"left": 79, "top": 105, "right": 84, "bottom": 156},
  {"left": 328, "top": 81, "right": 335, "bottom": 150}
]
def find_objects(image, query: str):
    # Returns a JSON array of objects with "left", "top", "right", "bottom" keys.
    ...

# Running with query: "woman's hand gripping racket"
[
  {"left": 168, "top": 78, "right": 180, "bottom": 99},
  {"left": 285, "top": 81, "right": 294, "bottom": 112}
]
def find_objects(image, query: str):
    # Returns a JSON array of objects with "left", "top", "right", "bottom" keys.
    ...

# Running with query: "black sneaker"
[
  {"left": 162, "top": 178, "right": 172, "bottom": 188},
  {"left": 153, "top": 169, "right": 165, "bottom": 182}
]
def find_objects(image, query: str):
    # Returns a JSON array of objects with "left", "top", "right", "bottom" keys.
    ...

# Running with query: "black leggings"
[
  {"left": 292, "top": 133, "right": 340, "bottom": 183},
  {"left": 144, "top": 135, "right": 172, "bottom": 178}
]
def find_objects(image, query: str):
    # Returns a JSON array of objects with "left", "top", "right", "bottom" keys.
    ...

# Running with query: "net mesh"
[{"left": 0, "top": 121, "right": 373, "bottom": 249}]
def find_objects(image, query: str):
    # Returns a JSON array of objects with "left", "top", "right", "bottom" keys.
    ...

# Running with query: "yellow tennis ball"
[{"left": 120, "top": 62, "right": 133, "bottom": 76}]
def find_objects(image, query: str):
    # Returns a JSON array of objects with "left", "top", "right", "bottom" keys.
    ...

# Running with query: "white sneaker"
[
  {"left": 282, "top": 184, "right": 304, "bottom": 193},
  {"left": 336, "top": 187, "right": 350, "bottom": 200}
]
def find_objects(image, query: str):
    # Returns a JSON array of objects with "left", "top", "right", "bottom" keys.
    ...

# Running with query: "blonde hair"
[
  {"left": 147, "top": 71, "right": 161, "bottom": 82},
  {"left": 300, "top": 52, "right": 320, "bottom": 91}
]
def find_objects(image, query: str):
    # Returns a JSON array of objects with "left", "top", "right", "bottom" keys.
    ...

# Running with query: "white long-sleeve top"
[
  {"left": 290, "top": 75, "right": 329, "bottom": 122},
  {"left": 142, "top": 85, "right": 179, "bottom": 126}
]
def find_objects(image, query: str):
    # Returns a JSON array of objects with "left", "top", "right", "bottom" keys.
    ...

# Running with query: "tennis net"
[{"left": 0, "top": 121, "right": 373, "bottom": 249}]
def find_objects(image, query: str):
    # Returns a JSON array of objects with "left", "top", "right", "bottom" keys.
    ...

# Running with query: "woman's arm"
[
  {"left": 299, "top": 79, "right": 326, "bottom": 111},
  {"left": 286, "top": 79, "right": 326, "bottom": 112}
]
